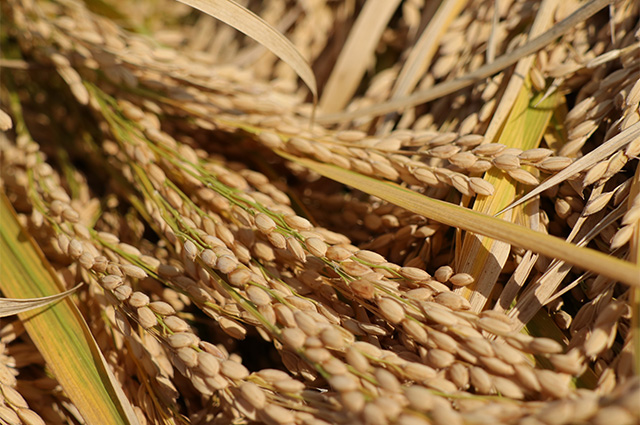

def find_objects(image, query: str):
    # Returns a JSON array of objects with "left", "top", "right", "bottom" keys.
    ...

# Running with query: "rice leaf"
[
  {"left": 176, "top": 0, "right": 317, "bottom": 100},
  {"left": 0, "top": 283, "right": 81, "bottom": 317},
  {"left": 278, "top": 151, "right": 640, "bottom": 287},
  {"left": 319, "top": 0, "right": 401, "bottom": 113},
  {"left": 0, "top": 191, "right": 139, "bottom": 425},
  {"left": 497, "top": 121, "right": 640, "bottom": 215}
]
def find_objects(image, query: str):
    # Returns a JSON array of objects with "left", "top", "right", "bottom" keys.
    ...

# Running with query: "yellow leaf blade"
[
  {"left": 0, "top": 191, "right": 138, "bottom": 425},
  {"left": 277, "top": 151, "right": 640, "bottom": 288}
]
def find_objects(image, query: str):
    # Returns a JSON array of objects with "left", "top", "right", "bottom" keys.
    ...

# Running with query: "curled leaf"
[
  {"left": 176, "top": 0, "right": 317, "bottom": 99},
  {"left": 0, "top": 283, "right": 82, "bottom": 317}
]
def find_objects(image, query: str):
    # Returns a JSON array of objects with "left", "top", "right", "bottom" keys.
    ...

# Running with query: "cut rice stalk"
[{"left": 456, "top": 78, "right": 559, "bottom": 312}]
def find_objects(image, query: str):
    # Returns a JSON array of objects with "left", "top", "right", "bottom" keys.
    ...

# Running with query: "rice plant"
[{"left": 1, "top": 0, "right": 639, "bottom": 424}]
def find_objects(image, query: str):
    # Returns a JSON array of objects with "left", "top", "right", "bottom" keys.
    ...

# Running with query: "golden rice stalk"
[
  {"left": 319, "top": 0, "right": 402, "bottom": 113},
  {"left": 2, "top": 0, "right": 640, "bottom": 423},
  {"left": 456, "top": 78, "right": 559, "bottom": 312}
]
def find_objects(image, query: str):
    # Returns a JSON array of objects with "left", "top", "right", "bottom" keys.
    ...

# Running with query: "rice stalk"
[
  {"left": 456, "top": 77, "right": 559, "bottom": 312},
  {"left": 281, "top": 152, "right": 639, "bottom": 287},
  {"left": 319, "top": 0, "right": 402, "bottom": 113}
]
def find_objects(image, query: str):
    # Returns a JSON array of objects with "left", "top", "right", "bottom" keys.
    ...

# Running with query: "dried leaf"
[
  {"left": 319, "top": 0, "right": 401, "bottom": 113},
  {"left": 176, "top": 0, "right": 317, "bottom": 99},
  {"left": 0, "top": 283, "right": 82, "bottom": 317},
  {"left": 278, "top": 152, "right": 640, "bottom": 287}
]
